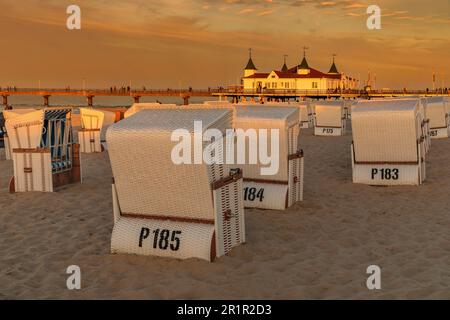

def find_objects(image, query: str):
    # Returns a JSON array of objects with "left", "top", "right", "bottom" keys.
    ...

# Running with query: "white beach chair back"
[
  {"left": 315, "top": 101, "right": 344, "bottom": 127},
  {"left": 80, "top": 108, "right": 105, "bottom": 130},
  {"left": 108, "top": 109, "right": 233, "bottom": 220},
  {"left": 234, "top": 106, "right": 300, "bottom": 182},
  {"left": 5, "top": 110, "right": 45, "bottom": 149},
  {"left": 426, "top": 97, "right": 447, "bottom": 128},
  {"left": 352, "top": 100, "right": 421, "bottom": 162}
]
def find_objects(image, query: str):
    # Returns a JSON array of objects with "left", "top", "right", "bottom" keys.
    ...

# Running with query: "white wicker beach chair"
[
  {"left": 314, "top": 101, "right": 346, "bottom": 136},
  {"left": 78, "top": 108, "right": 116, "bottom": 153},
  {"left": 351, "top": 99, "right": 426, "bottom": 186},
  {"left": 107, "top": 109, "right": 245, "bottom": 262},
  {"left": 2, "top": 109, "right": 36, "bottom": 160},
  {"left": 425, "top": 97, "right": 449, "bottom": 139},
  {"left": 124, "top": 103, "right": 177, "bottom": 118},
  {"left": 234, "top": 106, "right": 303, "bottom": 210},
  {"left": 5, "top": 108, "right": 81, "bottom": 192}
]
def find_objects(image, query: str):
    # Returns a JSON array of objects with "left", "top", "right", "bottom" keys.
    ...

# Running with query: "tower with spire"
[
  {"left": 297, "top": 46, "right": 311, "bottom": 75},
  {"left": 328, "top": 54, "right": 339, "bottom": 74},
  {"left": 244, "top": 48, "right": 257, "bottom": 78},
  {"left": 281, "top": 55, "right": 288, "bottom": 72}
]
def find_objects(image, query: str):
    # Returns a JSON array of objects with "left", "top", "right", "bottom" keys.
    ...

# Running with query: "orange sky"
[{"left": 1, "top": 0, "right": 449, "bottom": 89}]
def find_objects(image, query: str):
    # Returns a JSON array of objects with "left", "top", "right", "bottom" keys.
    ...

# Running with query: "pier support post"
[
  {"left": 133, "top": 96, "right": 141, "bottom": 104},
  {"left": 87, "top": 96, "right": 94, "bottom": 107},
  {"left": 182, "top": 95, "right": 190, "bottom": 106},
  {"left": 43, "top": 95, "right": 50, "bottom": 107},
  {"left": 2, "top": 95, "right": 8, "bottom": 107}
]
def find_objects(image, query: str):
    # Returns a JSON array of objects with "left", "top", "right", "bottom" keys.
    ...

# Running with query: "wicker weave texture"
[
  {"left": 426, "top": 101, "right": 448, "bottom": 129},
  {"left": 315, "top": 103, "right": 345, "bottom": 128},
  {"left": 107, "top": 109, "right": 233, "bottom": 220},
  {"left": 352, "top": 101, "right": 421, "bottom": 162}
]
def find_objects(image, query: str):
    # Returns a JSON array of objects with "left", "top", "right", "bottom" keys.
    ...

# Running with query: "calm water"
[{"left": 6, "top": 95, "right": 221, "bottom": 109}]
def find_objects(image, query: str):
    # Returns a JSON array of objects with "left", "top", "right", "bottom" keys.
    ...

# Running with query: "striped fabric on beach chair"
[
  {"left": 425, "top": 97, "right": 449, "bottom": 139},
  {"left": 314, "top": 101, "right": 346, "bottom": 136},
  {"left": 234, "top": 106, "right": 303, "bottom": 210},
  {"left": 2, "top": 109, "right": 36, "bottom": 160},
  {"left": 107, "top": 109, "right": 245, "bottom": 262},
  {"left": 78, "top": 108, "right": 116, "bottom": 153},
  {"left": 351, "top": 99, "right": 426, "bottom": 186},
  {"left": 5, "top": 108, "right": 81, "bottom": 192}
]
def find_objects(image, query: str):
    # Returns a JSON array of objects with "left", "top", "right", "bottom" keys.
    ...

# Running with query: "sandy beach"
[{"left": 1, "top": 122, "right": 450, "bottom": 300}]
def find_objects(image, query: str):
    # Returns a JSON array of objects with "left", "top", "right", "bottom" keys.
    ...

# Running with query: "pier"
[
  {"left": 0, "top": 88, "right": 449, "bottom": 108},
  {"left": 0, "top": 88, "right": 215, "bottom": 107}
]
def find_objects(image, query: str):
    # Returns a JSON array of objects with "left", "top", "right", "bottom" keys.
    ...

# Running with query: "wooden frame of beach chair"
[
  {"left": 78, "top": 108, "right": 117, "bottom": 153},
  {"left": 314, "top": 101, "right": 346, "bottom": 136},
  {"left": 5, "top": 108, "right": 81, "bottom": 192},
  {"left": 425, "top": 97, "right": 449, "bottom": 139},
  {"left": 107, "top": 109, "right": 245, "bottom": 262},
  {"left": 351, "top": 100, "right": 426, "bottom": 186}
]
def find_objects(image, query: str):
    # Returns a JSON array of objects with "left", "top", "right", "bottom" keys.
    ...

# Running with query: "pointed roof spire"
[
  {"left": 281, "top": 54, "right": 288, "bottom": 72},
  {"left": 328, "top": 53, "right": 339, "bottom": 74},
  {"left": 299, "top": 46, "right": 309, "bottom": 69},
  {"left": 245, "top": 48, "right": 257, "bottom": 70}
]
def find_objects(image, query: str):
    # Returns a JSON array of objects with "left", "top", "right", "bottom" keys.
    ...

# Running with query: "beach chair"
[
  {"left": 78, "top": 108, "right": 116, "bottom": 153},
  {"left": 124, "top": 103, "right": 177, "bottom": 118},
  {"left": 425, "top": 97, "right": 449, "bottom": 139},
  {"left": 234, "top": 106, "right": 304, "bottom": 210},
  {"left": 314, "top": 101, "right": 346, "bottom": 136},
  {"left": 351, "top": 99, "right": 426, "bottom": 186},
  {"left": 2, "top": 109, "right": 36, "bottom": 160},
  {"left": 107, "top": 109, "right": 245, "bottom": 262},
  {"left": 5, "top": 108, "right": 81, "bottom": 192}
]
